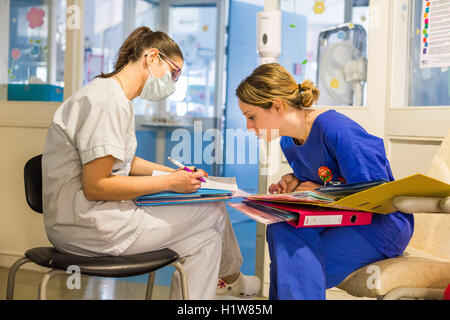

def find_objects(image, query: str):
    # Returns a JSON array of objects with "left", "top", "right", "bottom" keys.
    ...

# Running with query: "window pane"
[
  {"left": 4, "top": 0, "right": 66, "bottom": 101},
  {"left": 280, "top": 0, "right": 371, "bottom": 107},
  {"left": 408, "top": 0, "right": 450, "bottom": 106},
  {"left": 83, "top": 0, "right": 161, "bottom": 115},
  {"left": 131, "top": 1, "right": 162, "bottom": 116},
  {"left": 167, "top": 5, "right": 217, "bottom": 119},
  {"left": 84, "top": 0, "right": 125, "bottom": 84},
  {"left": 135, "top": 0, "right": 162, "bottom": 29}
]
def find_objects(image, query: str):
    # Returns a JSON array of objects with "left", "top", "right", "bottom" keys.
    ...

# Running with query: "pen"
[{"left": 168, "top": 157, "right": 206, "bottom": 182}]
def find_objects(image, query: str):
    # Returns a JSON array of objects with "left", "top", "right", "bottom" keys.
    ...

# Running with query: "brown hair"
[
  {"left": 235, "top": 63, "right": 320, "bottom": 109},
  {"left": 97, "top": 26, "right": 183, "bottom": 78}
]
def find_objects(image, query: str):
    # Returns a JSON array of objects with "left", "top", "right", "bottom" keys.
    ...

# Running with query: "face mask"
[{"left": 140, "top": 56, "right": 176, "bottom": 101}]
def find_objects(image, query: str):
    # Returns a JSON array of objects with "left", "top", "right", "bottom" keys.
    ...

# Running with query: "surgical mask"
[{"left": 140, "top": 57, "right": 175, "bottom": 101}]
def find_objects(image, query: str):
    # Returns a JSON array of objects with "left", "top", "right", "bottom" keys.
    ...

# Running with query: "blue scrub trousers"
[{"left": 266, "top": 223, "right": 394, "bottom": 300}]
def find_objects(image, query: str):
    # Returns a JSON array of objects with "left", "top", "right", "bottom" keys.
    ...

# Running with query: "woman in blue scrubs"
[{"left": 235, "top": 63, "right": 414, "bottom": 300}]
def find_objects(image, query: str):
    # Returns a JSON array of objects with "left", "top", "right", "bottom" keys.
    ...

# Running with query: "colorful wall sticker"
[
  {"left": 313, "top": 0, "right": 326, "bottom": 14},
  {"left": 26, "top": 7, "right": 45, "bottom": 29},
  {"left": 330, "top": 78, "right": 340, "bottom": 89},
  {"left": 8, "top": 48, "right": 21, "bottom": 79}
]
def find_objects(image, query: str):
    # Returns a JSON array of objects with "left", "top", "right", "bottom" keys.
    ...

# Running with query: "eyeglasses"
[
  {"left": 145, "top": 51, "right": 182, "bottom": 82},
  {"left": 159, "top": 52, "right": 182, "bottom": 82}
]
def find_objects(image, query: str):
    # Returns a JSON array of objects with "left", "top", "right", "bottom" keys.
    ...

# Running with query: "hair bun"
[
  {"left": 299, "top": 80, "right": 320, "bottom": 108},
  {"left": 235, "top": 63, "right": 321, "bottom": 111}
]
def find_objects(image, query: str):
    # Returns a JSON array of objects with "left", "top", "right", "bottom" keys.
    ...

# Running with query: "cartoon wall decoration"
[
  {"left": 8, "top": 49, "right": 21, "bottom": 80},
  {"left": 313, "top": 0, "right": 326, "bottom": 15},
  {"left": 9, "top": 6, "right": 48, "bottom": 82}
]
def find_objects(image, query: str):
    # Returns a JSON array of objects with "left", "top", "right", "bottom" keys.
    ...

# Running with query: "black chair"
[{"left": 6, "top": 155, "right": 189, "bottom": 300}]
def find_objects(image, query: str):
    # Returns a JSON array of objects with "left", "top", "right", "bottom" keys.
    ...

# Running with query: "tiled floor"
[{"left": 0, "top": 267, "right": 373, "bottom": 300}]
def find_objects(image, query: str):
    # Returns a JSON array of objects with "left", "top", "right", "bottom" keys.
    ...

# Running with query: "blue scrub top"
[{"left": 280, "top": 110, "right": 414, "bottom": 256}]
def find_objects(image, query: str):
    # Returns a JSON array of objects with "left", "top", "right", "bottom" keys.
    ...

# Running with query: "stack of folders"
[
  {"left": 228, "top": 188, "right": 375, "bottom": 228},
  {"left": 135, "top": 189, "right": 233, "bottom": 206},
  {"left": 314, "top": 180, "right": 388, "bottom": 199},
  {"left": 229, "top": 175, "right": 450, "bottom": 227},
  {"left": 134, "top": 170, "right": 244, "bottom": 206}
]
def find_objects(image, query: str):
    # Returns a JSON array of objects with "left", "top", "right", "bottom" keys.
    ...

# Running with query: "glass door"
[
  {"left": 83, "top": 0, "right": 162, "bottom": 116},
  {"left": 159, "top": 0, "right": 227, "bottom": 177},
  {"left": 168, "top": 5, "right": 218, "bottom": 120}
]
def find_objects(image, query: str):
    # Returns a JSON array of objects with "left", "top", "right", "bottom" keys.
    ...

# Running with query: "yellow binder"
[{"left": 332, "top": 174, "right": 450, "bottom": 214}]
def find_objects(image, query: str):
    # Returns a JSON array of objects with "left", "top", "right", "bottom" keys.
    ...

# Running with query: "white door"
[{"left": 385, "top": 0, "right": 450, "bottom": 180}]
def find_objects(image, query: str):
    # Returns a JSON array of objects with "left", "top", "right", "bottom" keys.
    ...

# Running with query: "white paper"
[
  {"left": 152, "top": 170, "right": 239, "bottom": 191},
  {"left": 420, "top": 0, "right": 450, "bottom": 69},
  {"left": 201, "top": 176, "right": 239, "bottom": 191},
  {"left": 304, "top": 215, "right": 343, "bottom": 226}
]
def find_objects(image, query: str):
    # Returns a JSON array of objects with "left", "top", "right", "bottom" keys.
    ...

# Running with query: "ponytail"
[{"left": 97, "top": 26, "right": 183, "bottom": 79}]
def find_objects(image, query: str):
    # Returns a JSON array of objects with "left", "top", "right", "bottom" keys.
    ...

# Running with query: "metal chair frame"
[
  {"left": 6, "top": 256, "right": 189, "bottom": 300},
  {"left": 6, "top": 154, "right": 190, "bottom": 300}
]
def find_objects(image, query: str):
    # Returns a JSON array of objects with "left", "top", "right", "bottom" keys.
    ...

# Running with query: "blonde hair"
[{"left": 236, "top": 63, "right": 320, "bottom": 110}]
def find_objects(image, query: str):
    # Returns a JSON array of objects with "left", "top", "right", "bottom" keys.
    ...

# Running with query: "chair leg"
[
  {"left": 171, "top": 261, "right": 190, "bottom": 300},
  {"left": 6, "top": 256, "right": 32, "bottom": 300},
  {"left": 145, "top": 272, "right": 156, "bottom": 300},
  {"left": 38, "top": 269, "right": 66, "bottom": 300}
]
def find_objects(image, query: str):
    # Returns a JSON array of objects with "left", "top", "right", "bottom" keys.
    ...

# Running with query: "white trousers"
[{"left": 122, "top": 201, "right": 243, "bottom": 300}]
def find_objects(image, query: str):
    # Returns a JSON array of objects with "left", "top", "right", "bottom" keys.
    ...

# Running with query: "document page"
[{"left": 152, "top": 170, "right": 240, "bottom": 192}]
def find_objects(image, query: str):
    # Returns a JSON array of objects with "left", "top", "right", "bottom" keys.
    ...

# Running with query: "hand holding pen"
[
  {"left": 168, "top": 157, "right": 207, "bottom": 182},
  {"left": 167, "top": 170, "right": 205, "bottom": 193}
]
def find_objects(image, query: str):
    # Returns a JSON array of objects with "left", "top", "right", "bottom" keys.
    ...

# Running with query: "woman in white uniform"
[{"left": 42, "top": 26, "right": 260, "bottom": 300}]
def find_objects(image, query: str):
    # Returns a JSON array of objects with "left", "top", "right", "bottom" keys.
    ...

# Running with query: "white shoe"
[{"left": 216, "top": 272, "right": 261, "bottom": 298}]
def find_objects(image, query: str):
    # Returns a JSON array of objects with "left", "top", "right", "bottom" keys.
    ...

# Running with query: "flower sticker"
[
  {"left": 11, "top": 49, "right": 21, "bottom": 60},
  {"left": 26, "top": 7, "right": 45, "bottom": 29},
  {"left": 9, "top": 49, "right": 22, "bottom": 80}
]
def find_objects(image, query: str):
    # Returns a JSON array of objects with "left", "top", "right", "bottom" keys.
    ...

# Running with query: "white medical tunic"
[{"left": 42, "top": 78, "right": 150, "bottom": 256}]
